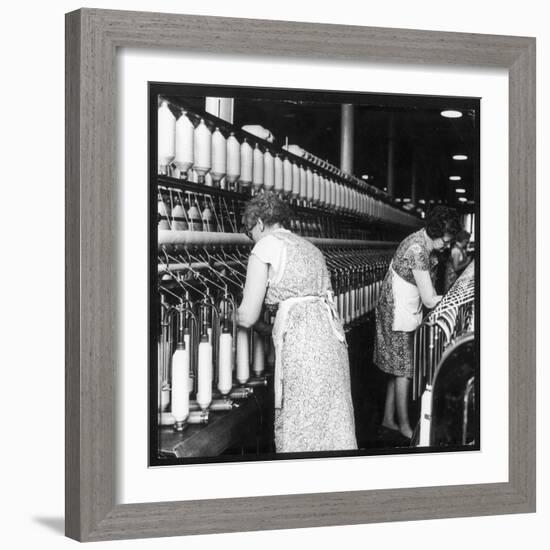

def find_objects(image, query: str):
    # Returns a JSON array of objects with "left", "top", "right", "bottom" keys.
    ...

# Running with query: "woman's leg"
[
  {"left": 395, "top": 376, "right": 413, "bottom": 438},
  {"left": 382, "top": 377, "right": 399, "bottom": 430}
]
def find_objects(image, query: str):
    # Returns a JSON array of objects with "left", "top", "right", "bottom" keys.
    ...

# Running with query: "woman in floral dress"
[
  {"left": 237, "top": 192, "right": 357, "bottom": 453},
  {"left": 374, "top": 206, "right": 461, "bottom": 440}
]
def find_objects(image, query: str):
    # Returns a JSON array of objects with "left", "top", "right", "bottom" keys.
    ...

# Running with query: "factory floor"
[
  {"left": 346, "top": 318, "right": 418, "bottom": 451},
  {"left": 218, "top": 317, "right": 417, "bottom": 460}
]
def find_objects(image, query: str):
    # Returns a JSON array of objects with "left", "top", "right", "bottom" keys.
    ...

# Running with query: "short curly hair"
[
  {"left": 425, "top": 205, "right": 462, "bottom": 239},
  {"left": 242, "top": 191, "right": 292, "bottom": 229}
]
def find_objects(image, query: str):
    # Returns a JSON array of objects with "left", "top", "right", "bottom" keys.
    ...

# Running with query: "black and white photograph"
[{"left": 150, "top": 83, "right": 479, "bottom": 465}]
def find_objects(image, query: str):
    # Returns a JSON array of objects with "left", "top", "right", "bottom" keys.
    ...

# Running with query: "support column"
[
  {"left": 340, "top": 104, "right": 354, "bottom": 175},
  {"left": 205, "top": 97, "right": 234, "bottom": 124},
  {"left": 411, "top": 155, "right": 418, "bottom": 205},
  {"left": 387, "top": 115, "right": 396, "bottom": 198}
]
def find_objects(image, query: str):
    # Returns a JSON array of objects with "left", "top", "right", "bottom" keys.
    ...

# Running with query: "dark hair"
[
  {"left": 425, "top": 205, "right": 461, "bottom": 239},
  {"left": 456, "top": 229, "right": 470, "bottom": 242},
  {"left": 242, "top": 191, "right": 292, "bottom": 229}
]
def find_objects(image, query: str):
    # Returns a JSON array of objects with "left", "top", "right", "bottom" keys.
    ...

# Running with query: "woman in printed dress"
[
  {"left": 444, "top": 229, "right": 471, "bottom": 292},
  {"left": 374, "top": 206, "right": 461, "bottom": 440},
  {"left": 237, "top": 192, "right": 357, "bottom": 453}
]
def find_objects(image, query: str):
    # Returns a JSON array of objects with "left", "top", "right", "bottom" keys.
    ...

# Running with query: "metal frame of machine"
[{"left": 65, "top": 8, "right": 535, "bottom": 542}]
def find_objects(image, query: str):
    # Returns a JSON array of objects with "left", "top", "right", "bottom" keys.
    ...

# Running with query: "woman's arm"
[
  {"left": 451, "top": 248, "right": 471, "bottom": 272},
  {"left": 413, "top": 269, "right": 442, "bottom": 309},
  {"left": 237, "top": 254, "right": 269, "bottom": 328}
]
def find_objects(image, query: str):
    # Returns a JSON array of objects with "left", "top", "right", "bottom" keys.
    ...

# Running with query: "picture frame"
[{"left": 65, "top": 8, "right": 535, "bottom": 542}]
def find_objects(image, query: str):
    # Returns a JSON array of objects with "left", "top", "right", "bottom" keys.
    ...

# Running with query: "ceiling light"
[
  {"left": 453, "top": 154, "right": 468, "bottom": 160},
  {"left": 403, "top": 198, "right": 411, "bottom": 203},
  {"left": 361, "top": 175, "right": 369, "bottom": 180},
  {"left": 455, "top": 188, "right": 466, "bottom": 193},
  {"left": 449, "top": 176, "right": 462, "bottom": 181},
  {"left": 395, "top": 198, "right": 402, "bottom": 203},
  {"left": 458, "top": 197, "right": 467, "bottom": 202},
  {"left": 441, "top": 110, "right": 463, "bottom": 118},
  {"left": 418, "top": 199, "right": 426, "bottom": 204}
]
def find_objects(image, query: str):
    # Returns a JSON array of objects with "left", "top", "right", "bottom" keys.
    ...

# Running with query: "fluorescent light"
[
  {"left": 458, "top": 197, "right": 467, "bottom": 202},
  {"left": 394, "top": 198, "right": 402, "bottom": 203},
  {"left": 441, "top": 110, "right": 463, "bottom": 118},
  {"left": 403, "top": 198, "right": 411, "bottom": 203},
  {"left": 449, "top": 176, "right": 462, "bottom": 181},
  {"left": 361, "top": 175, "right": 369, "bottom": 180},
  {"left": 418, "top": 199, "right": 426, "bottom": 204},
  {"left": 455, "top": 188, "right": 466, "bottom": 193},
  {"left": 453, "top": 154, "right": 468, "bottom": 160}
]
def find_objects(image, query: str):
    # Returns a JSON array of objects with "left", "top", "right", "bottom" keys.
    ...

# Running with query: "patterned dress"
[
  {"left": 373, "top": 229, "right": 437, "bottom": 378},
  {"left": 252, "top": 229, "right": 357, "bottom": 453},
  {"left": 444, "top": 245, "right": 468, "bottom": 292}
]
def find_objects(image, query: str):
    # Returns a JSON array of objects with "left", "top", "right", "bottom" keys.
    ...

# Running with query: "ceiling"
[{"left": 166, "top": 86, "right": 479, "bottom": 214}]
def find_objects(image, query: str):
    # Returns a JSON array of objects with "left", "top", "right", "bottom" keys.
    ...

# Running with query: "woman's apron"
[
  {"left": 390, "top": 262, "right": 423, "bottom": 332},
  {"left": 271, "top": 291, "right": 345, "bottom": 409}
]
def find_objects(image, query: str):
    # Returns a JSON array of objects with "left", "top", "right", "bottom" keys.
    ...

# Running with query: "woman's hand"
[{"left": 253, "top": 319, "right": 273, "bottom": 336}]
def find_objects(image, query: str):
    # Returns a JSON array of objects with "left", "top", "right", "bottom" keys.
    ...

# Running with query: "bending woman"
[
  {"left": 374, "top": 206, "right": 461, "bottom": 440},
  {"left": 237, "top": 192, "right": 357, "bottom": 453}
]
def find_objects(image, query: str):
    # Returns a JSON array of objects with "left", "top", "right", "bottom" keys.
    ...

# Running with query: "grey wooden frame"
[{"left": 65, "top": 8, "right": 536, "bottom": 542}]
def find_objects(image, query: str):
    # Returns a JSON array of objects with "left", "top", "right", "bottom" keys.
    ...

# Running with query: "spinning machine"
[
  {"left": 154, "top": 95, "right": 424, "bottom": 459},
  {"left": 413, "top": 261, "right": 476, "bottom": 447}
]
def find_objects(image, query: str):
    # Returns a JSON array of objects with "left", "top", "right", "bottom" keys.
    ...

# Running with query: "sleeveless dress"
[
  {"left": 251, "top": 229, "right": 357, "bottom": 453},
  {"left": 373, "top": 229, "right": 436, "bottom": 378}
]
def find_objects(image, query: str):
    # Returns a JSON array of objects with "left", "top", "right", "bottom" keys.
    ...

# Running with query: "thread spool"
[
  {"left": 174, "top": 110, "right": 194, "bottom": 178},
  {"left": 226, "top": 132, "right": 241, "bottom": 185},
  {"left": 330, "top": 180, "right": 337, "bottom": 208},
  {"left": 158, "top": 100, "right": 175, "bottom": 174},
  {"left": 319, "top": 176, "right": 326, "bottom": 207},
  {"left": 263, "top": 150, "right": 274, "bottom": 192},
  {"left": 240, "top": 138, "right": 253, "bottom": 188},
  {"left": 236, "top": 328, "right": 250, "bottom": 385},
  {"left": 171, "top": 342, "right": 190, "bottom": 428},
  {"left": 211, "top": 128, "right": 226, "bottom": 185},
  {"left": 187, "top": 200, "right": 203, "bottom": 232},
  {"left": 184, "top": 331, "right": 193, "bottom": 392},
  {"left": 193, "top": 118, "right": 212, "bottom": 181},
  {"left": 419, "top": 384, "right": 433, "bottom": 446},
  {"left": 274, "top": 154, "right": 284, "bottom": 194},
  {"left": 252, "top": 332, "right": 265, "bottom": 377},
  {"left": 291, "top": 162, "right": 300, "bottom": 199},
  {"left": 252, "top": 144, "right": 264, "bottom": 193},
  {"left": 158, "top": 197, "right": 171, "bottom": 230},
  {"left": 171, "top": 198, "right": 188, "bottom": 231},
  {"left": 196, "top": 340, "right": 213, "bottom": 411},
  {"left": 306, "top": 167, "right": 314, "bottom": 203},
  {"left": 299, "top": 166, "right": 307, "bottom": 202},
  {"left": 312, "top": 171, "right": 320, "bottom": 205},
  {"left": 202, "top": 203, "right": 214, "bottom": 232},
  {"left": 283, "top": 157, "right": 293, "bottom": 197},
  {"left": 218, "top": 332, "right": 233, "bottom": 396}
]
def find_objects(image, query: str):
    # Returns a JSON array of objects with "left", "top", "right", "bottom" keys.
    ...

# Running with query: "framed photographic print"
[{"left": 66, "top": 8, "right": 535, "bottom": 542}]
